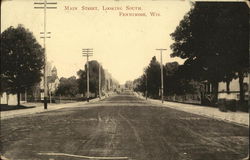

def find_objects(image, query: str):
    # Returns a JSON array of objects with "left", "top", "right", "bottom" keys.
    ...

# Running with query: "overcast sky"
[{"left": 1, "top": 0, "right": 192, "bottom": 84}]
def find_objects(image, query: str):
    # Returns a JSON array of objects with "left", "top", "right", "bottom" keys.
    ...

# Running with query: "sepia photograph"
[{"left": 0, "top": 0, "right": 249, "bottom": 160}]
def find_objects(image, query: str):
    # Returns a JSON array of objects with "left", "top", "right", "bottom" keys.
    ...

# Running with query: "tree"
[
  {"left": 77, "top": 60, "right": 105, "bottom": 97},
  {"left": 56, "top": 76, "right": 79, "bottom": 97},
  {"left": 164, "top": 62, "right": 180, "bottom": 95},
  {"left": 170, "top": 2, "right": 249, "bottom": 103},
  {"left": 145, "top": 56, "right": 161, "bottom": 98},
  {"left": 133, "top": 58, "right": 200, "bottom": 99},
  {"left": 163, "top": 62, "right": 200, "bottom": 96},
  {"left": 125, "top": 80, "right": 133, "bottom": 90},
  {"left": 1, "top": 25, "right": 44, "bottom": 105},
  {"left": 76, "top": 69, "right": 86, "bottom": 95},
  {"left": 133, "top": 74, "right": 146, "bottom": 94},
  {"left": 88, "top": 61, "right": 99, "bottom": 96}
]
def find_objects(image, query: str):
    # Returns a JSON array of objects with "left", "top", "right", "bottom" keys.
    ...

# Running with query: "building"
[
  {"left": 40, "top": 64, "right": 59, "bottom": 101},
  {"left": 1, "top": 63, "right": 59, "bottom": 105},
  {"left": 218, "top": 74, "right": 249, "bottom": 101}
]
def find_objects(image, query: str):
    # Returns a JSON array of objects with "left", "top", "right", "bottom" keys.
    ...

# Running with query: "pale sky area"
[{"left": 1, "top": 0, "right": 192, "bottom": 84}]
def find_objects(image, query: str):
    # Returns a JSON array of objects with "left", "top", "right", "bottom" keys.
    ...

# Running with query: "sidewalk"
[
  {"left": 136, "top": 94, "right": 249, "bottom": 126},
  {"left": 1, "top": 98, "right": 102, "bottom": 120}
]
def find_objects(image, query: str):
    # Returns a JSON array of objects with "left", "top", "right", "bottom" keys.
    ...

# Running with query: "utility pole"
[
  {"left": 248, "top": 47, "right": 250, "bottom": 112},
  {"left": 82, "top": 48, "right": 93, "bottom": 102},
  {"left": 156, "top": 49, "right": 167, "bottom": 103},
  {"left": 34, "top": 0, "right": 57, "bottom": 109},
  {"left": 145, "top": 73, "right": 148, "bottom": 100},
  {"left": 99, "top": 63, "right": 101, "bottom": 99}
]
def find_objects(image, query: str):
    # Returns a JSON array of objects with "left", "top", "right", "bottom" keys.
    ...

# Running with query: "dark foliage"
[
  {"left": 170, "top": 2, "right": 249, "bottom": 102},
  {"left": 76, "top": 60, "right": 105, "bottom": 97},
  {"left": 134, "top": 57, "right": 199, "bottom": 98},
  {"left": 1, "top": 25, "right": 44, "bottom": 105},
  {"left": 56, "top": 76, "right": 79, "bottom": 97}
]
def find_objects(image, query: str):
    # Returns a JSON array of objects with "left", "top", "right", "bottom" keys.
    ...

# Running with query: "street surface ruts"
[{"left": 1, "top": 92, "right": 249, "bottom": 160}]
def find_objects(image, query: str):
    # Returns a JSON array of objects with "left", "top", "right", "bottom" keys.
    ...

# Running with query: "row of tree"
[
  {"left": 55, "top": 60, "right": 106, "bottom": 98},
  {"left": 134, "top": 56, "right": 199, "bottom": 99},
  {"left": 0, "top": 25, "right": 115, "bottom": 105},
  {"left": 170, "top": 2, "right": 248, "bottom": 104},
  {"left": 134, "top": 2, "right": 248, "bottom": 105}
]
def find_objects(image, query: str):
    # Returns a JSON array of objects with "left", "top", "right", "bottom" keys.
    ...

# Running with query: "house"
[
  {"left": 1, "top": 63, "right": 59, "bottom": 105},
  {"left": 218, "top": 74, "right": 249, "bottom": 101},
  {"left": 40, "top": 65, "right": 59, "bottom": 102}
]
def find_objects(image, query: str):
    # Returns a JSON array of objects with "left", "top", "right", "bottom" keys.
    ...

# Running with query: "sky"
[{"left": 1, "top": 0, "right": 192, "bottom": 84}]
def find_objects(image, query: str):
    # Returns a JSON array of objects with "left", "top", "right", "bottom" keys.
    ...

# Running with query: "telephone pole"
[
  {"left": 145, "top": 72, "right": 148, "bottom": 100},
  {"left": 82, "top": 48, "right": 93, "bottom": 102},
  {"left": 34, "top": 0, "right": 57, "bottom": 109},
  {"left": 156, "top": 49, "right": 167, "bottom": 103},
  {"left": 99, "top": 63, "right": 102, "bottom": 99}
]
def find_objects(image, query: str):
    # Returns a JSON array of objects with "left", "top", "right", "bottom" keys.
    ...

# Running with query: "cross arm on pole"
[
  {"left": 156, "top": 49, "right": 167, "bottom": 51},
  {"left": 40, "top": 31, "right": 51, "bottom": 39},
  {"left": 34, "top": 2, "right": 57, "bottom": 4},
  {"left": 34, "top": 1, "right": 57, "bottom": 9},
  {"left": 82, "top": 48, "right": 93, "bottom": 56},
  {"left": 33, "top": 0, "right": 58, "bottom": 109},
  {"left": 82, "top": 48, "right": 94, "bottom": 102},
  {"left": 34, "top": 7, "right": 57, "bottom": 9}
]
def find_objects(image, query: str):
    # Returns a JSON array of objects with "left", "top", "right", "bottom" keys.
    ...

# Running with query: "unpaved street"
[{"left": 1, "top": 93, "right": 249, "bottom": 160}]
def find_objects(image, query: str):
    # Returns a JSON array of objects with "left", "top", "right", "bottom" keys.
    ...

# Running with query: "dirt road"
[{"left": 1, "top": 93, "right": 249, "bottom": 160}]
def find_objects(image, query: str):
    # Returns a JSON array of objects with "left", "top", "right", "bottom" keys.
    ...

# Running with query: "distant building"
[{"left": 40, "top": 64, "right": 59, "bottom": 100}]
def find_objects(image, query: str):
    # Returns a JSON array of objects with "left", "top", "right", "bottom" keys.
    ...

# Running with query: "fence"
[{"left": 164, "top": 94, "right": 201, "bottom": 105}]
